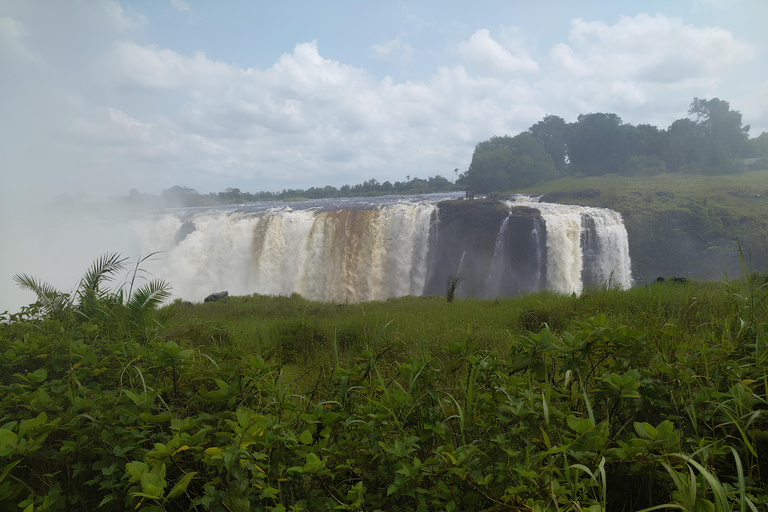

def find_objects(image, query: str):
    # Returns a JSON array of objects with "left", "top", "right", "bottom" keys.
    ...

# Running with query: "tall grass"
[{"left": 4, "top": 264, "right": 767, "bottom": 510}]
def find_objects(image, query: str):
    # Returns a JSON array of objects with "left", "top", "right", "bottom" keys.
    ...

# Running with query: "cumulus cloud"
[
  {"left": 458, "top": 28, "right": 539, "bottom": 75},
  {"left": 565, "top": 14, "right": 753, "bottom": 83},
  {"left": 539, "top": 13, "right": 755, "bottom": 124},
  {"left": 0, "top": 4, "right": 761, "bottom": 209}
]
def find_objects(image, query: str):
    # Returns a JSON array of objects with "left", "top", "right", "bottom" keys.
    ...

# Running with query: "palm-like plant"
[
  {"left": 13, "top": 273, "right": 73, "bottom": 321},
  {"left": 121, "top": 253, "right": 172, "bottom": 335},
  {"left": 13, "top": 252, "right": 171, "bottom": 338}
]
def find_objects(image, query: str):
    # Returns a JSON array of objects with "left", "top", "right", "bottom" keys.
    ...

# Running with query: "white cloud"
[
  {"left": 108, "top": 107, "right": 156, "bottom": 130},
  {"left": 538, "top": 13, "right": 755, "bottom": 124},
  {"left": 371, "top": 34, "right": 416, "bottom": 66},
  {"left": 458, "top": 28, "right": 539, "bottom": 75},
  {"left": 555, "top": 14, "right": 754, "bottom": 87},
  {"left": 0, "top": 17, "right": 38, "bottom": 63},
  {"left": 170, "top": 0, "right": 192, "bottom": 15},
  {"left": 0, "top": 5, "right": 762, "bottom": 209}
]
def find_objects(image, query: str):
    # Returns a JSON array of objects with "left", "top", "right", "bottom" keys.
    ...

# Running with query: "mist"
[{"left": 0, "top": 198, "right": 146, "bottom": 314}]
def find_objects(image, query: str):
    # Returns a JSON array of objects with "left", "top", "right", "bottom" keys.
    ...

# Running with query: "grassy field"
[{"left": 165, "top": 281, "right": 732, "bottom": 371}]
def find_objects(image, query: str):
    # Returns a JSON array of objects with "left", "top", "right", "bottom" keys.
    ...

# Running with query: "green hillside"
[{"left": 521, "top": 169, "right": 768, "bottom": 281}]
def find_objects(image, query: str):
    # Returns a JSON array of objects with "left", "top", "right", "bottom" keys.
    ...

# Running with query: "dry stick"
[
  {"left": 361, "top": 305, "right": 367, "bottom": 344},
  {"left": 360, "top": 345, "right": 395, "bottom": 382},
  {"left": 318, "top": 479, "right": 346, "bottom": 506},
  {"left": 306, "top": 367, "right": 325, "bottom": 408}
]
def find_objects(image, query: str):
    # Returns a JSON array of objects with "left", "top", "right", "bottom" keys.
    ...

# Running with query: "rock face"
[
  {"left": 174, "top": 221, "right": 197, "bottom": 246},
  {"left": 204, "top": 291, "right": 228, "bottom": 302},
  {"left": 423, "top": 200, "right": 547, "bottom": 298}
]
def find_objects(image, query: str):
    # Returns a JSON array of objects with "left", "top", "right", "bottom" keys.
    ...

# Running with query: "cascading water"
[
  {"left": 131, "top": 193, "right": 632, "bottom": 302},
  {"left": 485, "top": 215, "right": 511, "bottom": 297},
  {"left": 529, "top": 218, "right": 544, "bottom": 289},
  {"left": 510, "top": 196, "right": 632, "bottom": 294}
]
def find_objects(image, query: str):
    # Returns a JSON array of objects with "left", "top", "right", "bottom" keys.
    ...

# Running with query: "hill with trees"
[{"left": 458, "top": 97, "right": 765, "bottom": 192}]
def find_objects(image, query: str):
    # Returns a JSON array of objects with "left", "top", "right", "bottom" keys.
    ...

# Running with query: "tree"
[
  {"left": 747, "top": 132, "right": 768, "bottom": 158},
  {"left": 665, "top": 118, "right": 700, "bottom": 171},
  {"left": 14, "top": 253, "right": 170, "bottom": 337},
  {"left": 427, "top": 175, "right": 452, "bottom": 192},
  {"left": 461, "top": 133, "right": 557, "bottom": 193},
  {"left": 688, "top": 97, "right": 750, "bottom": 168},
  {"left": 633, "top": 124, "right": 667, "bottom": 160},
  {"left": 567, "top": 113, "right": 634, "bottom": 175},
  {"left": 528, "top": 115, "right": 569, "bottom": 173}
]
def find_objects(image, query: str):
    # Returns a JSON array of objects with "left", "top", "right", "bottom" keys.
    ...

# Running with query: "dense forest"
[
  {"left": 115, "top": 97, "right": 768, "bottom": 207},
  {"left": 458, "top": 97, "right": 768, "bottom": 193}
]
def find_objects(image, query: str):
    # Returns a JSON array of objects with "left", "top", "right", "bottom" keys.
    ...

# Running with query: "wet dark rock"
[
  {"left": 204, "top": 291, "right": 228, "bottom": 302},
  {"left": 174, "top": 221, "right": 197, "bottom": 245}
]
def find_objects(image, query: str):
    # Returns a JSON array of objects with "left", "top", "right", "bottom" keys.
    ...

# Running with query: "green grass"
[{"left": 164, "top": 279, "right": 735, "bottom": 382}]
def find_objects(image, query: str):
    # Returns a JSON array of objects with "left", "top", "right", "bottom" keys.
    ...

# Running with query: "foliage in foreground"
[{"left": 1, "top": 258, "right": 768, "bottom": 510}]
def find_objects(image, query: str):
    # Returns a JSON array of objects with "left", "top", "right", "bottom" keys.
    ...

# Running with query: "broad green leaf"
[
  {"left": 28, "top": 369, "right": 47, "bottom": 383},
  {"left": 321, "top": 412, "right": 340, "bottom": 426},
  {"left": 140, "top": 467, "right": 166, "bottom": 499},
  {"left": 166, "top": 471, "right": 197, "bottom": 500},
  {"left": 655, "top": 420, "right": 675, "bottom": 441},
  {"left": 126, "top": 461, "right": 149, "bottom": 483},
  {"left": 0, "top": 460, "right": 20, "bottom": 482},
  {"left": 304, "top": 452, "right": 323, "bottom": 472},
  {"left": 299, "top": 429, "right": 313, "bottom": 445},
  {"left": 567, "top": 415, "right": 594, "bottom": 434},
  {"left": 0, "top": 430, "right": 18, "bottom": 454}
]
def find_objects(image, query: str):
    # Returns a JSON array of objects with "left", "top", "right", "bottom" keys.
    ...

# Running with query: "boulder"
[
  {"left": 204, "top": 291, "right": 228, "bottom": 302},
  {"left": 174, "top": 221, "right": 197, "bottom": 245}
]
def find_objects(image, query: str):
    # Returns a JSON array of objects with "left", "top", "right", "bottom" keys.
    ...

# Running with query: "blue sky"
[{"left": 1, "top": 0, "right": 767, "bottom": 205}]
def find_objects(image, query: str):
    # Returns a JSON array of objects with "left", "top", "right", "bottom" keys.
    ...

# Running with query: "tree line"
[
  {"left": 118, "top": 97, "right": 768, "bottom": 207},
  {"left": 458, "top": 97, "right": 768, "bottom": 193},
  {"left": 121, "top": 175, "right": 459, "bottom": 208}
]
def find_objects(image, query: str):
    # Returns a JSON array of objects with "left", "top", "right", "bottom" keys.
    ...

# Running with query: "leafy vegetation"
[
  {"left": 458, "top": 133, "right": 557, "bottom": 193},
  {"left": 457, "top": 97, "right": 766, "bottom": 193},
  {"left": 2, "top": 253, "right": 768, "bottom": 510}
]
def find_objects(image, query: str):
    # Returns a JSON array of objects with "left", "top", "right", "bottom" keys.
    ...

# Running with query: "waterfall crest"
[{"left": 133, "top": 195, "right": 632, "bottom": 302}]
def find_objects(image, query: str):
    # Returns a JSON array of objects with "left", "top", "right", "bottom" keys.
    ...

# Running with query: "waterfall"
[
  {"left": 132, "top": 194, "right": 632, "bottom": 302},
  {"left": 133, "top": 199, "right": 441, "bottom": 303},
  {"left": 511, "top": 196, "right": 632, "bottom": 294},
  {"left": 485, "top": 215, "right": 510, "bottom": 297},
  {"left": 530, "top": 218, "right": 544, "bottom": 290}
]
